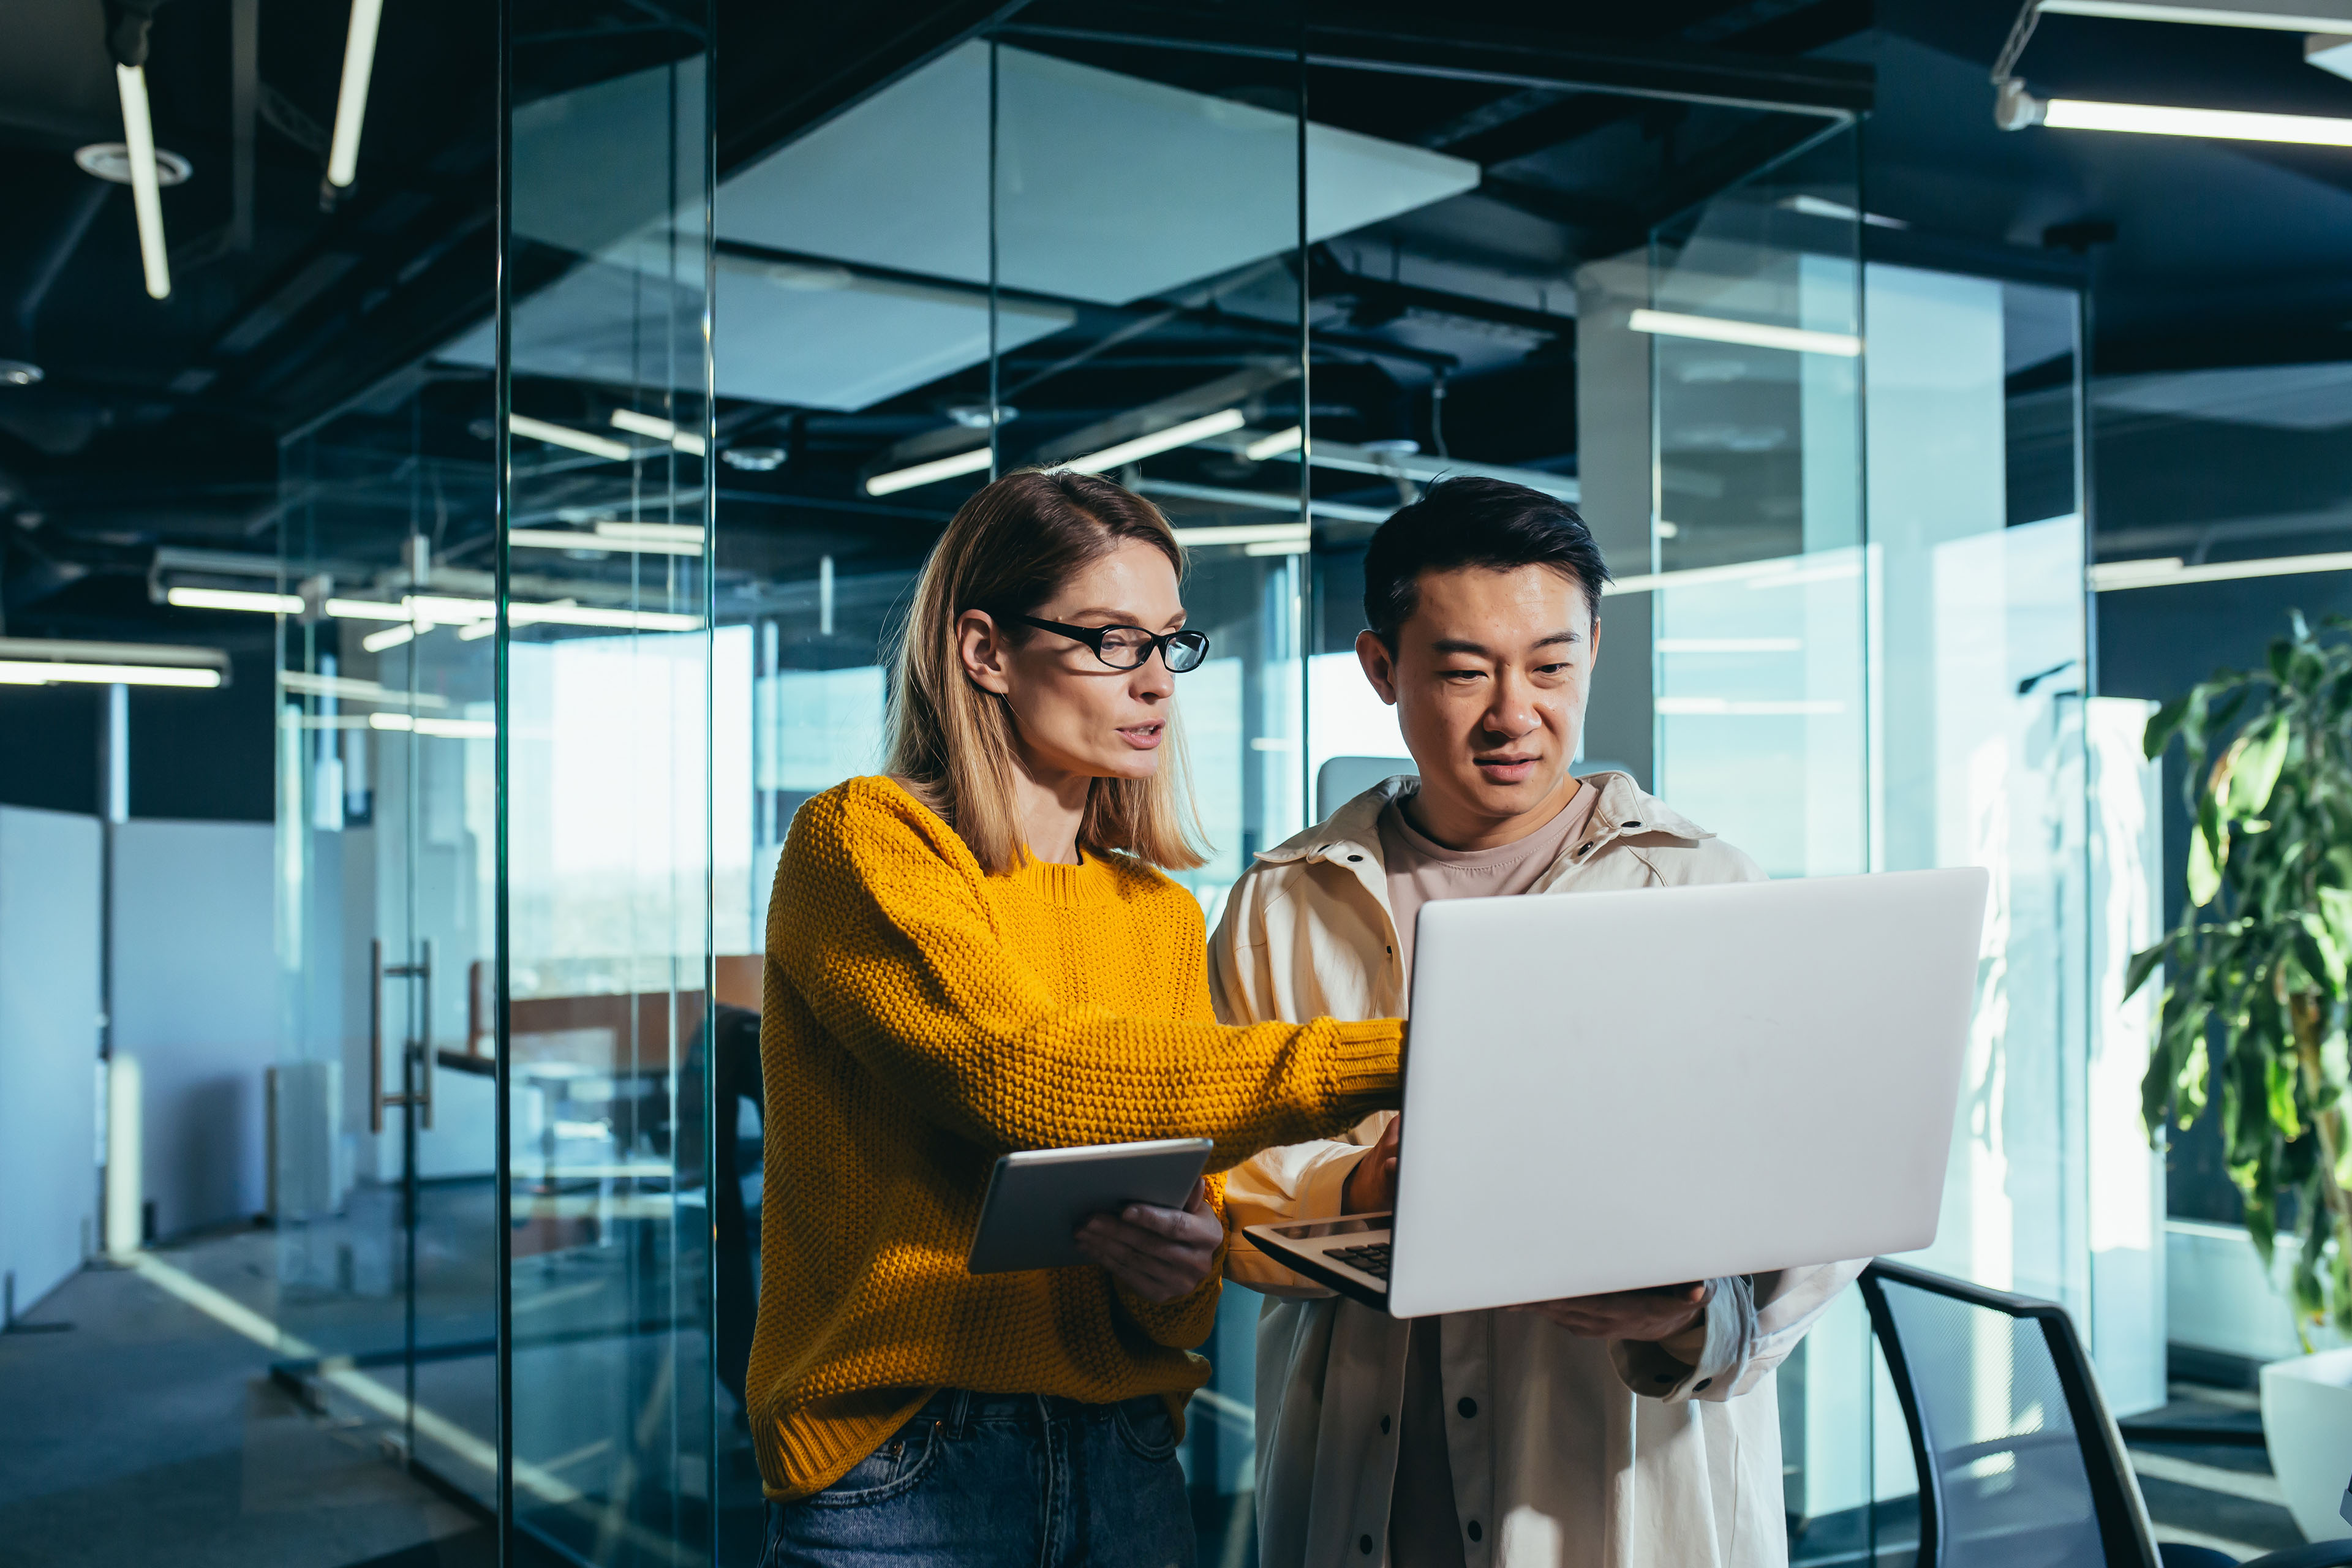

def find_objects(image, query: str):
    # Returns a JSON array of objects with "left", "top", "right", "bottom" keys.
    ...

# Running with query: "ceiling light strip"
[
  {"left": 2090, "top": 551, "right": 2352, "bottom": 589},
  {"left": 865, "top": 446, "right": 992, "bottom": 497},
  {"left": 609, "top": 409, "right": 708, "bottom": 456},
  {"left": 1628, "top": 309, "right": 1862, "bottom": 358},
  {"left": 361, "top": 625, "right": 416, "bottom": 654},
  {"left": 2038, "top": 0, "right": 2352, "bottom": 30},
  {"left": 326, "top": 0, "right": 383, "bottom": 187},
  {"left": 167, "top": 586, "right": 304, "bottom": 614},
  {"left": 2041, "top": 97, "right": 2352, "bottom": 145},
  {"left": 510, "top": 414, "right": 635, "bottom": 462},
  {"left": 0, "top": 660, "right": 221, "bottom": 688},
  {"left": 1063, "top": 409, "right": 1248, "bottom": 474},
  {"left": 115, "top": 66, "right": 170, "bottom": 300},
  {"left": 1243, "top": 426, "right": 1306, "bottom": 462}
]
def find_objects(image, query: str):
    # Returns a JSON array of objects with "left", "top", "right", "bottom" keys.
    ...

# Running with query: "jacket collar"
[{"left": 1253, "top": 770, "right": 1715, "bottom": 872}]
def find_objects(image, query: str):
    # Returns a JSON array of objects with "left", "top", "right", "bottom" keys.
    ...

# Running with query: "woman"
[{"left": 752, "top": 469, "right": 1405, "bottom": 1567}]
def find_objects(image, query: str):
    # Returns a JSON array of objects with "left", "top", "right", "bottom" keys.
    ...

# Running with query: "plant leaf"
[
  {"left": 2230, "top": 719, "right": 2292, "bottom": 819},
  {"left": 2145, "top": 697, "right": 2190, "bottom": 760},
  {"left": 2188, "top": 809, "right": 2225, "bottom": 908},
  {"left": 2124, "top": 941, "right": 2168, "bottom": 1001}
]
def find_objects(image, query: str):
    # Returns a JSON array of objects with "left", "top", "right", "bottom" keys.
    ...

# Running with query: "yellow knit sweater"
[{"left": 750, "top": 776, "right": 1403, "bottom": 1499}]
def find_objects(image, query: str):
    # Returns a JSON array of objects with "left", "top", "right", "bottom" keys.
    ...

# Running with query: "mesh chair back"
[{"left": 1863, "top": 1261, "right": 2157, "bottom": 1568}]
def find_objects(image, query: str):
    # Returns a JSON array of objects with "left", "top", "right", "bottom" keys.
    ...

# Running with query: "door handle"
[{"left": 370, "top": 938, "right": 435, "bottom": 1133}]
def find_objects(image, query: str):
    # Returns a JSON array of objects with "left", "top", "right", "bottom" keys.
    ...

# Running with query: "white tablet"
[{"left": 965, "top": 1137, "right": 1213, "bottom": 1275}]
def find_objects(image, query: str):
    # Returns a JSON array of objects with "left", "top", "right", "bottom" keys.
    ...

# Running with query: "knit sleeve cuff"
[{"left": 1322, "top": 1019, "right": 1404, "bottom": 1115}]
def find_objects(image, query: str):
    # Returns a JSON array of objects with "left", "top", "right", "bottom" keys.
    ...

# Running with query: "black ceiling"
[{"left": 5, "top": 0, "right": 2351, "bottom": 647}]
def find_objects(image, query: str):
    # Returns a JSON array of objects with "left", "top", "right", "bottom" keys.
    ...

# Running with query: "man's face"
[{"left": 1358, "top": 564, "right": 1597, "bottom": 835}]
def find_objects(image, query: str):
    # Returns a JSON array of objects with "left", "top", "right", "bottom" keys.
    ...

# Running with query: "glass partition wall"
[
  {"left": 264, "top": 11, "right": 2125, "bottom": 1568},
  {"left": 277, "top": 2, "right": 714, "bottom": 1564}
]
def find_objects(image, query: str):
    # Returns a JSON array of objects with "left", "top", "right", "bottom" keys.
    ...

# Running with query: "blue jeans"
[{"left": 760, "top": 1390, "right": 1197, "bottom": 1568}]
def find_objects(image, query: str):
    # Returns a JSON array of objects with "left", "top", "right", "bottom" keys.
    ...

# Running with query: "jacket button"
[
  {"left": 1621, "top": 820, "right": 1641, "bottom": 829},
  {"left": 1694, "top": 1377, "right": 1712, "bottom": 1392},
  {"left": 1348, "top": 853, "right": 1364, "bottom": 862},
  {"left": 1359, "top": 1535, "right": 1374, "bottom": 1555},
  {"left": 1466, "top": 1520, "right": 1483, "bottom": 1543},
  {"left": 1380, "top": 1414, "right": 1392, "bottom": 1434},
  {"left": 1457, "top": 1396, "right": 1477, "bottom": 1419}
]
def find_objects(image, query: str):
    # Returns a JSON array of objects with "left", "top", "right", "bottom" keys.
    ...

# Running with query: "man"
[{"left": 1211, "top": 478, "right": 1861, "bottom": 1568}]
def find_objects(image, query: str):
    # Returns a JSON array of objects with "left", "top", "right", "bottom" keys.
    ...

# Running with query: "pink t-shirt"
[{"left": 1377, "top": 779, "right": 1600, "bottom": 1001}]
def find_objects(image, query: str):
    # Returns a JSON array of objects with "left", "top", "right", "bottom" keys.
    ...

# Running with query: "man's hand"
[
  {"left": 1343, "top": 1113, "right": 1402, "bottom": 1213},
  {"left": 1074, "top": 1178, "right": 1223, "bottom": 1304},
  {"left": 1510, "top": 1280, "right": 1713, "bottom": 1341}
]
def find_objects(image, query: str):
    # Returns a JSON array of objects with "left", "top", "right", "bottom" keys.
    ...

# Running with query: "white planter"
[{"left": 2261, "top": 1347, "right": 2352, "bottom": 1542}]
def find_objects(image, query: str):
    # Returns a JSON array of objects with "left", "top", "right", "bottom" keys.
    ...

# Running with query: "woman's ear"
[{"left": 958, "top": 609, "right": 1013, "bottom": 695}]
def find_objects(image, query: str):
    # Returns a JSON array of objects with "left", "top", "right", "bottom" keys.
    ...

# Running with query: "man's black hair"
[{"left": 1362, "top": 477, "right": 1611, "bottom": 650}]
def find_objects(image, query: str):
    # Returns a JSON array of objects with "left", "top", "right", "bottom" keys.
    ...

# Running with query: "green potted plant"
[{"left": 2133, "top": 609, "right": 2352, "bottom": 1542}]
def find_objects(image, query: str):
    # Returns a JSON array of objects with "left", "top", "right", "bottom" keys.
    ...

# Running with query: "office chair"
[{"left": 1861, "top": 1258, "right": 2352, "bottom": 1568}]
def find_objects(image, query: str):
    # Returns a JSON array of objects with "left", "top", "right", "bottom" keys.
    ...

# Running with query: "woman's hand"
[
  {"left": 1342, "top": 1114, "right": 1402, "bottom": 1213},
  {"left": 1074, "top": 1178, "right": 1223, "bottom": 1303},
  {"left": 1509, "top": 1280, "right": 1713, "bottom": 1341}
]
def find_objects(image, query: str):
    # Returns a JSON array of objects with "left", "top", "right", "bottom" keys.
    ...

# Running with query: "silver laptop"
[{"left": 1244, "top": 866, "right": 1989, "bottom": 1317}]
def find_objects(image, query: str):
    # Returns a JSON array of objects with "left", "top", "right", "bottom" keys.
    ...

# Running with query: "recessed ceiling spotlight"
[
  {"left": 720, "top": 446, "right": 786, "bottom": 472},
  {"left": 75, "top": 140, "right": 193, "bottom": 186},
  {"left": 946, "top": 403, "right": 1017, "bottom": 429},
  {"left": 0, "top": 361, "right": 42, "bottom": 386}
]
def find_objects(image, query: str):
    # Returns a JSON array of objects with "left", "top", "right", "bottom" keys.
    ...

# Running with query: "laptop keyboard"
[{"left": 1325, "top": 1242, "right": 1391, "bottom": 1281}]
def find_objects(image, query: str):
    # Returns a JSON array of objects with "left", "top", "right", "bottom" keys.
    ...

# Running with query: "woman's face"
[{"left": 959, "top": 539, "right": 1187, "bottom": 784}]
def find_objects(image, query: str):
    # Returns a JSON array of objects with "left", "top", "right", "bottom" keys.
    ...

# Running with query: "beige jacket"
[{"left": 1210, "top": 772, "right": 1865, "bottom": 1568}]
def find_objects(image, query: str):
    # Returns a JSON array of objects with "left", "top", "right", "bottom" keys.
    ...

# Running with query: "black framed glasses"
[{"left": 1016, "top": 615, "right": 1212, "bottom": 674}]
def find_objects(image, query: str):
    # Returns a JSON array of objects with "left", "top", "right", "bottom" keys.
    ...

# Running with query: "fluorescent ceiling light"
[
  {"left": 2040, "top": 96, "right": 2352, "bottom": 144},
  {"left": 371, "top": 712, "right": 496, "bottom": 739},
  {"left": 0, "top": 659, "right": 221, "bottom": 688},
  {"left": 1063, "top": 409, "right": 1247, "bottom": 474},
  {"left": 1657, "top": 697, "right": 1845, "bottom": 716},
  {"left": 1777, "top": 195, "right": 1909, "bottom": 230},
  {"left": 1170, "top": 522, "right": 1313, "bottom": 548},
  {"left": 325, "top": 0, "right": 383, "bottom": 187},
  {"left": 277, "top": 670, "right": 447, "bottom": 708},
  {"left": 167, "top": 586, "right": 303, "bottom": 614},
  {"left": 2090, "top": 551, "right": 2352, "bottom": 589},
  {"left": 327, "top": 594, "right": 702, "bottom": 632},
  {"left": 609, "top": 409, "right": 708, "bottom": 456},
  {"left": 361, "top": 624, "right": 416, "bottom": 653},
  {"left": 1628, "top": 309, "right": 1862, "bottom": 358},
  {"left": 1209, "top": 431, "right": 1581, "bottom": 503},
  {"left": 2040, "top": 0, "right": 2352, "bottom": 28},
  {"left": 865, "top": 445, "right": 992, "bottom": 496},
  {"left": 1657, "top": 637, "right": 1805, "bottom": 654},
  {"left": 1137, "top": 480, "right": 1388, "bottom": 525},
  {"left": 508, "top": 522, "right": 704, "bottom": 556},
  {"left": 595, "top": 520, "right": 703, "bottom": 551},
  {"left": 458, "top": 620, "right": 496, "bottom": 641},
  {"left": 510, "top": 414, "right": 634, "bottom": 462},
  {"left": 115, "top": 66, "right": 170, "bottom": 300},
  {"left": 1245, "top": 540, "right": 1311, "bottom": 557},
  {"left": 2312, "top": 34, "right": 2352, "bottom": 80},
  {"left": 1606, "top": 551, "right": 1863, "bottom": 596},
  {"left": 511, "top": 602, "right": 700, "bottom": 631},
  {"left": 323, "top": 597, "right": 412, "bottom": 621},
  {"left": 1243, "top": 426, "right": 1305, "bottom": 461}
]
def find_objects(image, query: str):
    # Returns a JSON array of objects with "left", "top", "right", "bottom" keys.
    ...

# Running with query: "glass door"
[
  {"left": 499, "top": 2, "right": 717, "bottom": 1562},
  {"left": 275, "top": 372, "right": 503, "bottom": 1513}
]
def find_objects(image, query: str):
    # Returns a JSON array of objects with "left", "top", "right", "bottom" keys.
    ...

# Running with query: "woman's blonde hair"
[{"left": 885, "top": 469, "right": 1207, "bottom": 875}]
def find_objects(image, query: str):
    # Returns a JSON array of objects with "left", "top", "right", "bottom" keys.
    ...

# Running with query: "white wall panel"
[
  {"left": 110, "top": 819, "right": 276, "bottom": 1239},
  {"left": 0, "top": 806, "right": 100, "bottom": 1314}
]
